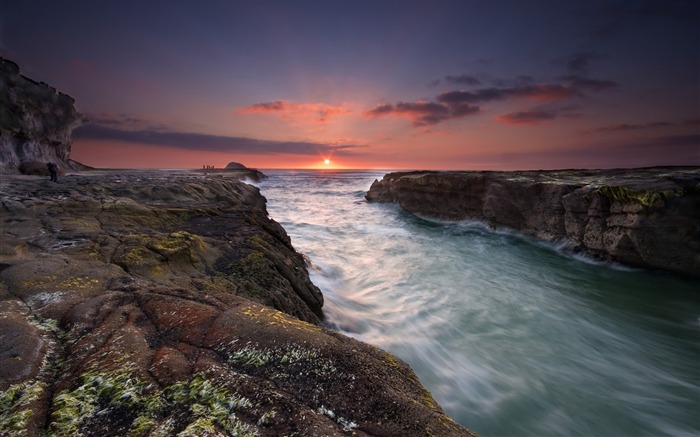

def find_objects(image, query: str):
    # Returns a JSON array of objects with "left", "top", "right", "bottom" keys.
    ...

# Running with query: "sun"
[{"left": 324, "top": 159, "right": 331, "bottom": 166}]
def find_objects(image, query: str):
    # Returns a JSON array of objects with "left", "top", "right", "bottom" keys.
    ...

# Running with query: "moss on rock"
[
  {"left": 0, "top": 380, "right": 46, "bottom": 436},
  {"left": 596, "top": 185, "right": 684, "bottom": 208},
  {"left": 49, "top": 370, "right": 258, "bottom": 437}
]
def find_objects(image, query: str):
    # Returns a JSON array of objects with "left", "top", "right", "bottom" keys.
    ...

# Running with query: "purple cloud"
[
  {"left": 368, "top": 72, "right": 618, "bottom": 128},
  {"left": 444, "top": 74, "right": 482, "bottom": 86},
  {"left": 560, "top": 75, "right": 619, "bottom": 92},
  {"left": 556, "top": 52, "right": 609, "bottom": 74},
  {"left": 364, "top": 100, "right": 479, "bottom": 126},
  {"left": 495, "top": 110, "right": 559, "bottom": 125},
  {"left": 591, "top": 118, "right": 700, "bottom": 133}
]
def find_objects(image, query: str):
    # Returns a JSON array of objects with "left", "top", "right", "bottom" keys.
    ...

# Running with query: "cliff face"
[
  {"left": 0, "top": 58, "right": 87, "bottom": 174},
  {"left": 366, "top": 168, "right": 700, "bottom": 277},
  {"left": 0, "top": 171, "right": 475, "bottom": 437}
]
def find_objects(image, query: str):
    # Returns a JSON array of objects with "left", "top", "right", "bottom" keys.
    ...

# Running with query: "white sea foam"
[{"left": 261, "top": 169, "right": 700, "bottom": 437}]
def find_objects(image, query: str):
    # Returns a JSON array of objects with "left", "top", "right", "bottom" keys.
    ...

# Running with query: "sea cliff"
[
  {"left": 0, "top": 171, "right": 476, "bottom": 436},
  {"left": 1, "top": 58, "right": 88, "bottom": 174},
  {"left": 366, "top": 168, "right": 700, "bottom": 277}
]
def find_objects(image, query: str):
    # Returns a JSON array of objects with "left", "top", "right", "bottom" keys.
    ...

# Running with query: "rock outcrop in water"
[
  {"left": 366, "top": 168, "right": 700, "bottom": 277},
  {"left": 1, "top": 58, "right": 88, "bottom": 174},
  {"left": 201, "top": 162, "right": 268, "bottom": 181},
  {"left": 0, "top": 171, "right": 475, "bottom": 436},
  {"left": 225, "top": 162, "right": 247, "bottom": 170}
]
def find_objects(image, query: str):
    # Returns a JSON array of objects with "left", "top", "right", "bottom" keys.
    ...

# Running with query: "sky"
[{"left": 1, "top": 0, "right": 698, "bottom": 170}]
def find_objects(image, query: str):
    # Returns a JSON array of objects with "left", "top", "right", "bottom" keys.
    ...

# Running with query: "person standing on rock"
[{"left": 47, "top": 162, "right": 58, "bottom": 182}]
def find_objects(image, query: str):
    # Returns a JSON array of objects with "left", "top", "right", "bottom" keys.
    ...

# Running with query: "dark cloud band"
[
  {"left": 495, "top": 110, "right": 558, "bottom": 125},
  {"left": 73, "top": 124, "right": 365, "bottom": 156},
  {"left": 368, "top": 75, "right": 617, "bottom": 127},
  {"left": 364, "top": 100, "right": 479, "bottom": 126}
]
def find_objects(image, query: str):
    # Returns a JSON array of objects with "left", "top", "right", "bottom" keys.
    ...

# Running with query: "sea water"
[{"left": 257, "top": 169, "right": 700, "bottom": 437}]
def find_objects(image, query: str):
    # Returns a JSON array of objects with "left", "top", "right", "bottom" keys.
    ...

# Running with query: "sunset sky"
[{"left": 2, "top": 0, "right": 698, "bottom": 170}]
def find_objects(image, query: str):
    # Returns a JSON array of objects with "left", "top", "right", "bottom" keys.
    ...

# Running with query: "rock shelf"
[
  {"left": 366, "top": 167, "right": 700, "bottom": 277},
  {"left": 0, "top": 170, "right": 476, "bottom": 436}
]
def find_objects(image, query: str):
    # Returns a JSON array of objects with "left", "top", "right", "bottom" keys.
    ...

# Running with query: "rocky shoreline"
[
  {"left": 0, "top": 170, "right": 476, "bottom": 436},
  {"left": 366, "top": 168, "right": 700, "bottom": 278}
]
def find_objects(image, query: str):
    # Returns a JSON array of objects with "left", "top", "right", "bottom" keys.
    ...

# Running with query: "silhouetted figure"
[{"left": 47, "top": 162, "right": 58, "bottom": 182}]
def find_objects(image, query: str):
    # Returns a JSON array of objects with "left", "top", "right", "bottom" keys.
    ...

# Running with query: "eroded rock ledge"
[
  {"left": 366, "top": 167, "right": 700, "bottom": 277},
  {"left": 1, "top": 58, "right": 88, "bottom": 174},
  {"left": 0, "top": 171, "right": 476, "bottom": 436}
]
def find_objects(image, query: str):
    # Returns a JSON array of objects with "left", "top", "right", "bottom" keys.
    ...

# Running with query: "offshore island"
[{"left": 2, "top": 56, "right": 699, "bottom": 436}]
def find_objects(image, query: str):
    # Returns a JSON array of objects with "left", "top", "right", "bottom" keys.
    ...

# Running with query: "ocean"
[{"left": 256, "top": 169, "right": 700, "bottom": 437}]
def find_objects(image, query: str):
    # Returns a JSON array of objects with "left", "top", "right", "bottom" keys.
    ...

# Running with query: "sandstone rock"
[
  {"left": 366, "top": 168, "right": 700, "bottom": 277},
  {"left": 0, "top": 171, "right": 324, "bottom": 323},
  {"left": 0, "top": 171, "right": 476, "bottom": 437}
]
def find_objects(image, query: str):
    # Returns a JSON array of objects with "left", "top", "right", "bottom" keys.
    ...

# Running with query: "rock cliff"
[
  {"left": 366, "top": 168, "right": 700, "bottom": 277},
  {"left": 0, "top": 171, "right": 476, "bottom": 436},
  {"left": 0, "top": 58, "right": 88, "bottom": 174}
]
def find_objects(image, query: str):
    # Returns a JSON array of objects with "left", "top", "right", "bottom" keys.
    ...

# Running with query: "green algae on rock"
[{"left": 49, "top": 370, "right": 256, "bottom": 437}]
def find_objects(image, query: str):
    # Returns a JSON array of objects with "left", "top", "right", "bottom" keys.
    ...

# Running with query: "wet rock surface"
[
  {"left": 366, "top": 167, "right": 700, "bottom": 277},
  {"left": 0, "top": 170, "right": 476, "bottom": 436}
]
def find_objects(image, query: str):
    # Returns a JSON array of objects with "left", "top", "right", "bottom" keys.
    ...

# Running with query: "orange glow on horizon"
[
  {"left": 68, "top": 138, "right": 520, "bottom": 171},
  {"left": 70, "top": 138, "right": 500, "bottom": 171},
  {"left": 71, "top": 135, "right": 693, "bottom": 172},
  {"left": 71, "top": 139, "right": 379, "bottom": 170}
]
